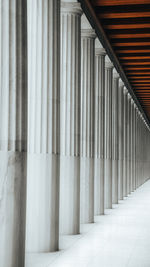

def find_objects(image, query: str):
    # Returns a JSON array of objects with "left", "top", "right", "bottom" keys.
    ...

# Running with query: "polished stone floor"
[{"left": 26, "top": 179, "right": 150, "bottom": 267}]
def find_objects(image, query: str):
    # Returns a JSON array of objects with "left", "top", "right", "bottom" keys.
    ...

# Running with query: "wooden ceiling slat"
[
  {"left": 129, "top": 77, "right": 150, "bottom": 82},
  {"left": 127, "top": 73, "right": 150, "bottom": 75},
  {"left": 90, "top": 0, "right": 150, "bottom": 119},
  {"left": 120, "top": 56, "right": 150, "bottom": 59},
  {"left": 117, "top": 49, "right": 150, "bottom": 54},
  {"left": 91, "top": 0, "right": 150, "bottom": 6},
  {"left": 126, "top": 71, "right": 150, "bottom": 76},
  {"left": 104, "top": 24, "right": 150, "bottom": 29},
  {"left": 125, "top": 67, "right": 150, "bottom": 70},
  {"left": 122, "top": 62, "right": 150, "bottom": 65},
  {"left": 113, "top": 42, "right": 150, "bottom": 46},
  {"left": 99, "top": 11, "right": 150, "bottom": 19},
  {"left": 109, "top": 33, "right": 150, "bottom": 38}
]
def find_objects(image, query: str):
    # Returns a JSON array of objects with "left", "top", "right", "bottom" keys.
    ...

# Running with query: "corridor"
[{"left": 26, "top": 179, "right": 150, "bottom": 267}]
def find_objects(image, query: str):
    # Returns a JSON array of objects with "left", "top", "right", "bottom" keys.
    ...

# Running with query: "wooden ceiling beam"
[
  {"left": 99, "top": 12, "right": 150, "bottom": 19},
  {"left": 91, "top": 0, "right": 150, "bottom": 6},
  {"left": 113, "top": 42, "right": 150, "bottom": 46},
  {"left": 120, "top": 56, "right": 150, "bottom": 59},
  {"left": 129, "top": 77, "right": 150, "bottom": 82},
  {"left": 125, "top": 67, "right": 150, "bottom": 70},
  {"left": 126, "top": 72, "right": 150, "bottom": 75},
  {"left": 117, "top": 49, "right": 150, "bottom": 54},
  {"left": 122, "top": 62, "right": 150, "bottom": 65},
  {"left": 104, "top": 24, "right": 150, "bottom": 29},
  {"left": 88, "top": 0, "right": 150, "bottom": 120},
  {"left": 110, "top": 33, "right": 150, "bottom": 39}
]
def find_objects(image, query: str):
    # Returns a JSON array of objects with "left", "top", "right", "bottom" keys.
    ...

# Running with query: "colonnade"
[{"left": 1, "top": 0, "right": 150, "bottom": 267}]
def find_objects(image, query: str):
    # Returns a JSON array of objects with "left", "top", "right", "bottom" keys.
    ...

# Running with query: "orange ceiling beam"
[
  {"left": 99, "top": 12, "right": 150, "bottom": 19},
  {"left": 104, "top": 24, "right": 150, "bottom": 30},
  {"left": 91, "top": 0, "right": 150, "bottom": 6}
]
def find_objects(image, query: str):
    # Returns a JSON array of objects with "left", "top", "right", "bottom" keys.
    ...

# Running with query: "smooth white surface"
[{"left": 26, "top": 179, "right": 150, "bottom": 267}]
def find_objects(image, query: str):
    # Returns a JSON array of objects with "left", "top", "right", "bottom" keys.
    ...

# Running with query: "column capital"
[
  {"left": 123, "top": 86, "right": 128, "bottom": 94},
  {"left": 61, "top": 1, "right": 83, "bottom": 15},
  {"left": 119, "top": 79, "right": 124, "bottom": 87},
  {"left": 135, "top": 106, "right": 139, "bottom": 112},
  {"left": 95, "top": 38, "right": 106, "bottom": 55},
  {"left": 81, "top": 14, "right": 96, "bottom": 38},
  {"left": 81, "top": 29, "right": 96, "bottom": 38},
  {"left": 105, "top": 55, "right": 113, "bottom": 68},
  {"left": 113, "top": 69, "right": 120, "bottom": 79},
  {"left": 127, "top": 92, "right": 131, "bottom": 99}
]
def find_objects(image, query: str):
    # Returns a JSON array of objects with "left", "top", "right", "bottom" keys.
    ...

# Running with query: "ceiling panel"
[{"left": 90, "top": 0, "right": 150, "bottom": 119}]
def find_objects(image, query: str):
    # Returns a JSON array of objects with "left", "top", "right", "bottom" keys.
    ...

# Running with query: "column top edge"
[
  {"left": 81, "top": 29, "right": 96, "bottom": 38},
  {"left": 95, "top": 48, "right": 106, "bottom": 56},
  {"left": 123, "top": 87, "right": 128, "bottom": 94},
  {"left": 113, "top": 69, "right": 120, "bottom": 79},
  {"left": 119, "top": 79, "right": 124, "bottom": 87},
  {"left": 61, "top": 2, "right": 83, "bottom": 15}
]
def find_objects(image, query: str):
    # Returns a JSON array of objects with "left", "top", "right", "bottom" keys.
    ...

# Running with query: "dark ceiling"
[{"left": 89, "top": 0, "right": 150, "bottom": 119}]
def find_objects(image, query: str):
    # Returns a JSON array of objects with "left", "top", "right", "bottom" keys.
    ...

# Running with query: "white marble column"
[
  {"left": 135, "top": 106, "right": 139, "bottom": 189},
  {"left": 59, "top": 1, "right": 82, "bottom": 234},
  {"left": 112, "top": 69, "right": 119, "bottom": 204},
  {"left": 118, "top": 80, "right": 124, "bottom": 200},
  {"left": 123, "top": 87, "right": 128, "bottom": 197},
  {"left": 26, "top": 0, "right": 60, "bottom": 252},
  {"left": 0, "top": 1, "right": 27, "bottom": 267},
  {"left": 104, "top": 56, "right": 113, "bottom": 209},
  {"left": 94, "top": 38, "right": 106, "bottom": 215},
  {"left": 131, "top": 99, "right": 135, "bottom": 192},
  {"left": 127, "top": 93, "right": 131, "bottom": 195},
  {"left": 80, "top": 14, "right": 96, "bottom": 223},
  {"left": 134, "top": 103, "right": 137, "bottom": 190},
  {"left": 129, "top": 98, "right": 133, "bottom": 193}
]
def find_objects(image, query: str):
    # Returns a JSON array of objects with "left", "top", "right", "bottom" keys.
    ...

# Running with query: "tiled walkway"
[{"left": 26, "top": 179, "right": 150, "bottom": 267}]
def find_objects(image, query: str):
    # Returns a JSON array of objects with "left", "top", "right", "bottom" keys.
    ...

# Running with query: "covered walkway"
[{"left": 26, "top": 179, "right": 150, "bottom": 267}]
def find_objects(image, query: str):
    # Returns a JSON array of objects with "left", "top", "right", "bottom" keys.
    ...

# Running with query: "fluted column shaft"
[
  {"left": 132, "top": 104, "right": 136, "bottom": 191},
  {"left": 112, "top": 72, "right": 119, "bottom": 204},
  {"left": 118, "top": 81, "right": 124, "bottom": 200},
  {"left": 104, "top": 60, "right": 113, "bottom": 209},
  {"left": 123, "top": 87, "right": 128, "bottom": 197},
  {"left": 59, "top": 1, "right": 82, "bottom": 234},
  {"left": 131, "top": 100, "right": 135, "bottom": 191},
  {"left": 129, "top": 98, "right": 133, "bottom": 193},
  {"left": 127, "top": 94, "right": 131, "bottom": 195},
  {"left": 94, "top": 41, "right": 106, "bottom": 215},
  {"left": 26, "top": 0, "right": 60, "bottom": 252},
  {"left": 0, "top": 1, "right": 27, "bottom": 267},
  {"left": 80, "top": 18, "right": 96, "bottom": 223},
  {"left": 135, "top": 107, "right": 138, "bottom": 188},
  {"left": 136, "top": 109, "right": 139, "bottom": 188}
]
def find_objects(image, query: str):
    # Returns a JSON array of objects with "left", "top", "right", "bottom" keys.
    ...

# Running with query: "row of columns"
[{"left": 1, "top": 1, "right": 150, "bottom": 267}]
